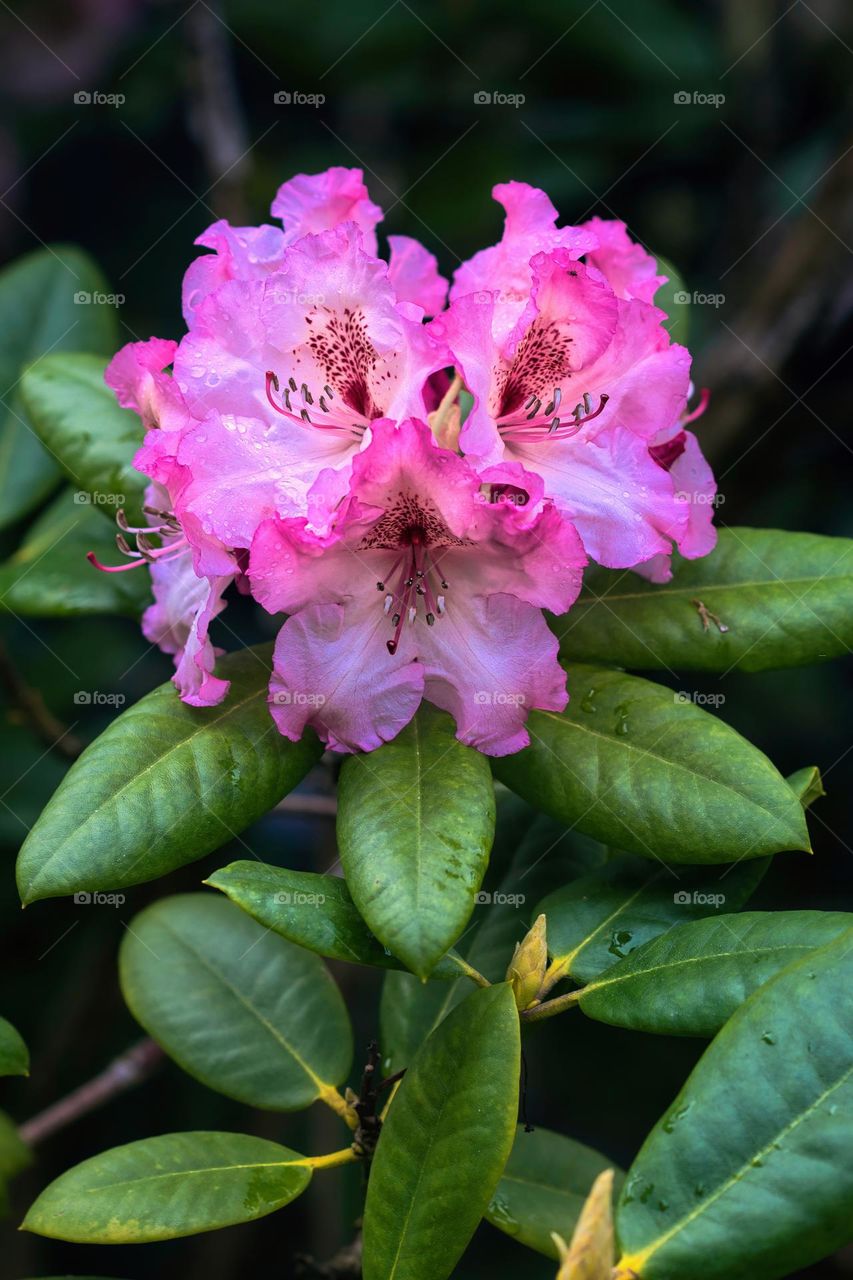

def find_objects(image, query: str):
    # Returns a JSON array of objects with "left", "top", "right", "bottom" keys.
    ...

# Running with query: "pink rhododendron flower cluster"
[{"left": 96, "top": 167, "right": 716, "bottom": 756}]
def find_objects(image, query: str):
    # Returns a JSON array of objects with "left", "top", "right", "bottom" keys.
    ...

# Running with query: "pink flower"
[
  {"left": 248, "top": 418, "right": 586, "bottom": 756},
  {"left": 580, "top": 216, "right": 667, "bottom": 304},
  {"left": 435, "top": 236, "right": 698, "bottom": 570},
  {"left": 88, "top": 478, "right": 238, "bottom": 708},
  {"left": 105, "top": 337, "right": 187, "bottom": 433},
  {"left": 182, "top": 167, "right": 446, "bottom": 324},
  {"left": 168, "top": 223, "right": 450, "bottom": 550}
]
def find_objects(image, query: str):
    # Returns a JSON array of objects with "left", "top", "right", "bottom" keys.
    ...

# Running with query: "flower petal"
[
  {"left": 270, "top": 167, "right": 384, "bottom": 254},
  {"left": 420, "top": 593, "right": 568, "bottom": 756},
  {"left": 269, "top": 599, "right": 423, "bottom": 753}
]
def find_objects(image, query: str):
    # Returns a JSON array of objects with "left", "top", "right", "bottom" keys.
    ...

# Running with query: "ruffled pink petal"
[
  {"left": 571, "top": 298, "right": 692, "bottom": 442},
  {"left": 106, "top": 338, "right": 187, "bottom": 433},
  {"left": 269, "top": 599, "right": 423, "bottom": 753},
  {"left": 387, "top": 234, "right": 448, "bottom": 316},
  {"left": 182, "top": 221, "right": 286, "bottom": 327},
  {"left": 445, "top": 486, "right": 587, "bottom": 614},
  {"left": 581, "top": 217, "right": 666, "bottom": 303},
  {"left": 451, "top": 181, "right": 598, "bottom": 344},
  {"left": 142, "top": 551, "right": 232, "bottom": 707},
  {"left": 506, "top": 424, "right": 688, "bottom": 569},
  {"left": 171, "top": 411, "right": 360, "bottom": 551},
  {"left": 270, "top": 167, "right": 383, "bottom": 254},
  {"left": 420, "top": 592, "right": 568, "bottom": 756},
  {"left": 430, "top": 291, "right": 505, "bottom": 465}
]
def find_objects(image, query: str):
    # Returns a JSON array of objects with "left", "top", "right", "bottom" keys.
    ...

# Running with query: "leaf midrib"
[
  {"left": 149, "top": 915, "right": 330, "bottom": 1094},
  {"left": 583, "top": 940, "right": 815, "bottom": 996},
  {"left": 536, "top": 709, "right": 800, "bottom": 834},
  {"left": 622, "top": 1061, "right": 853, "bottom": 1271},
  {"left": 25, "top": 682, "right": 268, "bottom": 893},
  {"left": 572, "top": 573, "right": 853, "bottom": 609}
]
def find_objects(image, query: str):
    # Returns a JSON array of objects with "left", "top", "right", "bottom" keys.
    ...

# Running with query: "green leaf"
[
  {"left": 205, "top": 861, "right": 464, "bottom": 979},
  {"left": 0, "top": 1016, "right": 28, "bottom": 1077},
  {"left": 0, "top": 1109, "right": 31, "bottom": 1215},
  {"left": 615, "top": 928, "right": 853, "bottom": 1280},
  {"left": 553, "top": 528, "right": 853, "bottom": 673},
  {"left": 579, "top": 910, "right": 852, "bottom": 1036},
  {"left": 119, "top": 894, "right": 352, "bottom": 1110},
  {"left": 537, "top": 854, "right": 769, "bottom": 986},
  {"left": 20, "top": 352, "right": 147, "bottom": 522},
  {"left": 22, "top": 1131, "right": 312, "bottom": 1242},
  {"left": 493, "top": 664, "right": 809, "bottom": 865},
  {"left": 787, "top": 764, "right": 825, "bottom": 808},
  {"left": 379, "top": 816, "right": 606, "bottom": 1073},
  {"left": 363, "top": 983, "right": 520, "bottom": 1280},
  {"left": 0, "top": 488, "right": 150, "bottom": 617},
  {"left": 487, "top": 1125, "right": 624, "bottom": 1258},
  {"left": 655, "top": 254, "right": 689, "bottom": 346},
  {"left": 16, "top": 644, "right": 321, "bottom": 902},
  {"left": 337, "top": 704, "right": 496, "bottom": 977},
  {"left": 0, "top": 247, "right": 117, "bottom": 528}
]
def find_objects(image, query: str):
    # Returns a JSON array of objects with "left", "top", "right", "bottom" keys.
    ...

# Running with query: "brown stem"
[
  {"left": 296, "top": 1232, "right": 363, "bottom": 1278},
  {"left": 0, "top": 639, "right": 84, "bottom": 760},
  {"left": 18, "top": 1038, "right": 163, "bottom": 1147}
]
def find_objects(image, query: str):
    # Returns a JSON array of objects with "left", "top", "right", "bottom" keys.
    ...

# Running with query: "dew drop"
[
  {"left": 487, "top": 1196, "right": 520, "bottom": 1235},
  {"left": 608, "top": 929, "right": 634, "bottom": 959},
  {"left": 581, "top": 688, "right": 598, "bottom": 713},
  {"left": 662, "top": 1102, "right": 693, "bottom": 1132}
]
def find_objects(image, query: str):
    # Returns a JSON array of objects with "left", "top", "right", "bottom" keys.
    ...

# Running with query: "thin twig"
[
  {"left": 18, "top": 1038, "right": 163, "bottom": 1146},
  {"left": 0, "top": 639, "right": 84, "bottom": 759}
]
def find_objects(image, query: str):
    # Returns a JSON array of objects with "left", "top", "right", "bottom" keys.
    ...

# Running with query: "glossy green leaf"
[
  {"left": 337, "top": 704, "right": 496, "bottom": 977},
  {"left": 579, "top": 910, "right": 852, "bottom": 1036},
  {"left": 205, "top": 860, "right": 464, "bottom": 980},
  {"left": 787, "top": 764, "right": 825, "bottom": 808},
  {"left": 16, "top": 644, "right": 321, "bottom": 902},
  {"left": 487, "top": 1125, "right": 624, "bottom": 1258},
  {"left": 493, "top": 664, "right": 809, "bottom": 865},
  {"left": 22, "top": 1131, "right": 311, "bottom": 1242},
  {"left": 363, "top": 983, "right": 520, "bottom": 1280},
  {"left": 20, "top": 352, "right": 146, "bottom": 522},
  {"left": 537, "top": 853, "right": 769, "bottom": 986},
  {"left": 0, "top": 488, "right": 150, "bottom": 617},
  {"left": 615, "top": 928, "right": 853, "bottom": 1280},
  {"left": 378, "top": 813, "right": 604, "bottom": 1073},
  {"left": 553, "top": 528, "right": 853, "bottom": 673},
  {"left": 0, "top": 1109, "right": 31, "bottom": 1215},
  {"left": 119, "top": 894, "right": 352, "bottom": 1110},
  {"left": 0, "top": 1016, "right": 28, "bottom": 1077},
  {"left": 0, "top": 247, "right": 117, "bottom": 528}
]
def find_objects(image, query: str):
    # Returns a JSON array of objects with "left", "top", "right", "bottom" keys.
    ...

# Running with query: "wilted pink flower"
[{"left": 249, "top": 418, "right": 586, "bottom": 755}]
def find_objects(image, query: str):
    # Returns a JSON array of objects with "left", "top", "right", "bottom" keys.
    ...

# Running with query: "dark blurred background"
[{"left": 0, "top": 0, "right": 851, "bottom": 1276}]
